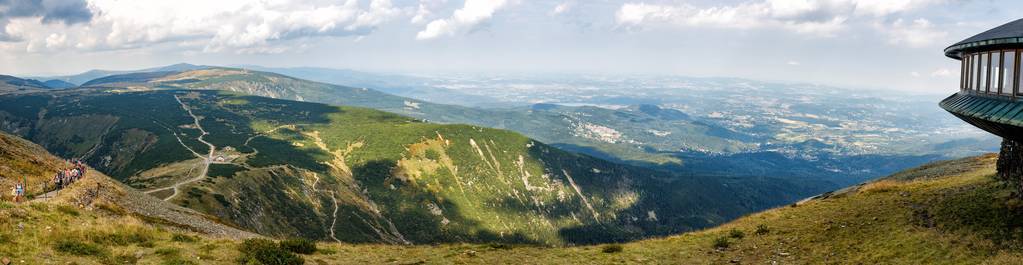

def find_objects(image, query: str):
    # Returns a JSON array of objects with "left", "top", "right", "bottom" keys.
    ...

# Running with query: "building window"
[
  {"left": 993, "top": 51, "right": 1003, "bottom": 94},
  {"left": 979, "top": 52, "right": 989, "bottom": 92},
  {"left": 968, "top": 53, "right": 975, "bottom": 91},
  {"left": 1004, "top": 50, "right": 1017, "bottom": 95},
  {"left": 973, "top": 53, "right": 982, "bottom": 92},
  {"left": 962, "top": 55, "right": 969, "bottom": 90}
]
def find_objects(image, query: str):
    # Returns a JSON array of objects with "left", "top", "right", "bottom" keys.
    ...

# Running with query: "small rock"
[
  {"left": 729, "top": 259, "right": 741, "bottom": 263},
  {"left": 778, "top": 252, "right": 791, "bottom": 257},
  {"left": 1, "top": 257, "right": 10, "bottom": 265}
]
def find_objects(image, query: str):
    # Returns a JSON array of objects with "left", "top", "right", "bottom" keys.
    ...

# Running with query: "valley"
[
  {"left": 72, "top": 66, "right": 998, "bottom": 189},
  {"left": 0, "top": 89, "right": 815, "bottom": 245}
]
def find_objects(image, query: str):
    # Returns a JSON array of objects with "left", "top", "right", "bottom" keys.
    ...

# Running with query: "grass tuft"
[
  {"left": 56, "top": 205, "right": 80, "bottom": 216},
  {"left": 53, "top": 238, "right": 108, "bottom": 257},
  {"left": 171, "top": 233, "right": 199, "bottom": 243},
  {"left": 601, "top": 244, "right": 623, "bottom": 253}
]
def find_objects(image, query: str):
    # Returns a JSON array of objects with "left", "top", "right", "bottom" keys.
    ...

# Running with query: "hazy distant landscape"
[
  {"left": 222, "top": 66, "right": 1004, "bottom": 186},
  {"left": 3, "top": 0, "right": 1022, "bottom": 263}
]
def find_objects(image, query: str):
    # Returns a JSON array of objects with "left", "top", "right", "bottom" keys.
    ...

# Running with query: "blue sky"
[{"left": 0, "top": 0, "right": 1021, "bottom": 93}]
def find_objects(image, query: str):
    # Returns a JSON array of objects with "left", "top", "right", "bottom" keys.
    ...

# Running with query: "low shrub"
[
  {"left": 712, "top": 237, "right": 730, "bottom": 249},
  {"left": 89, "top": 229, "right": 154, "bottom": 247},
  {"left": 279, "top": 238, "right": 317, "bottom": 254},
  {"left": 601, "top": 244, "right": 624, "bottom": 253},
  {"left": 728, "top": 229, "right": 745, "bottom": 239},
  {"left": 754, "top": 224, "right": 770, "bottom": 235},
  {"left": 53, "top": 238, "right": 108, "bottom": 257},
  {"left": 238, "top": 238, "right": 304, "bottom": 265},
  {"left": 171, "top": 233, "right": 198, "bottom": 243}
]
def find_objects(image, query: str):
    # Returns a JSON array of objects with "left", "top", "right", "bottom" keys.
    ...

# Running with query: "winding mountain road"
[{"left": 144, "top": 95, "right": 216, "bottom": 201}]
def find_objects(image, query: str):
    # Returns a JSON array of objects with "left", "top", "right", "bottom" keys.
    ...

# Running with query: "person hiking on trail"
[{"left": 13, "top": 183, "right": 23, "bottom": 203}]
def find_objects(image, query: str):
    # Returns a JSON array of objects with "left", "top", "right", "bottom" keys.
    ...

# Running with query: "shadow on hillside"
[
  {"left": 534, "top": 142, "right": 832, "bottom": 245},
  {"left": 351, "top": 159, "right": 540, "bottom": 244}
]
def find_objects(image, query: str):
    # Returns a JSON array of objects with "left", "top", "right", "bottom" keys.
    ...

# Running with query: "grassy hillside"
[
  {"left": 5, "top": 130, "right": 1022, "bottom": 263},
  {"left": 0, "top": 89, "right": 815, "bottom": 245}
]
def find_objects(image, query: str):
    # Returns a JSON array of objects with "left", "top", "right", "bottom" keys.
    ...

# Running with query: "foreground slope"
[
  {"left": 0, "top": 131, "right": 254, "bottom": 239},
  {"left": 0, "top": 89, "right": 812, "bottom": 245}
]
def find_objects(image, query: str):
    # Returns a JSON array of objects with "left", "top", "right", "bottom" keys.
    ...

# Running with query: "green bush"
[
  {"left": 755, "top": 224, "right": 770, "bottom": 235},
  {"left": 712, "top": 237, "right": 730, "bottom": 249},
  {"left": 89, "top": 229, "right": 154, "bottom": 246},
  {"left": 53, "top": 238, "right": 108, "bottom": 257},
  {"left": 601, "top": 244, "right": 623, "bottom": 253},
  {"left": 728, "top": 229, "right": 745, "bottom": 239},
  {"left": 238, "top": 238, "right": 304, "bottom": 265},
  {"left": 279, "top": 238, "right": 317, "bottom": 254}
]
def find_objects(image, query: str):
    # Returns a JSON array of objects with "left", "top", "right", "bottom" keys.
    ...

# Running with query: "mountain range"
[
  {"left": 1, "top": 128, "right": 1018, "bottom": 263},
  {"left": 0, "top": 83, "right": 815, "bottom": 245}
]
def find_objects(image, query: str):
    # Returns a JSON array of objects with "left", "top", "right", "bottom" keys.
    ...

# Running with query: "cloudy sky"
[{"left": 0, "top": 0, "right": 1021, "bottom": 93}]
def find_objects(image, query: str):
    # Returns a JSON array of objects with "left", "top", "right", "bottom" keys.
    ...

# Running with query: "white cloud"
[
  {"left": 787, "top": 60, "right": 801, "bottom": 66},
  {"left": 930, "top": 68, "right": 953, "bottom": 77},
  {"left": 882, "top": 18, "right": 948, "bottom": 48},
  {"left": 853, "top": 0, "right": 945, "bottom": 17},
  {"left": 2, "top": 0, "right": 401, "bottom": 54},
  {"left": 416, "top": 0, "right": 510, "bottom": 40},
  {"left": 911, "top": 71, "right": 921, "bottom": 77},
  {"left": 552, "top": 2, "right": 572, "bottom": 15},
  {"left": 411, "top": 0, "right": 447, "bottom": 25},
  {"left": 615, "top": 0, "right": 943, "bottom": 37}
]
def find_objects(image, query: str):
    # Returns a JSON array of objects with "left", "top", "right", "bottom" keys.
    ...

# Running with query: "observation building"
[{"left": 940, "top": 18, "right": 1023, "bottom": 187}]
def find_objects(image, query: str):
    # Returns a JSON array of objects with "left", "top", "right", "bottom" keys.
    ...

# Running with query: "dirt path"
[
  {"left": 562, "top": 169, "right": 599, "bottom": 221},
  {"left": 329, "top": 192, "right": 341, "bottom": 243},
  {"left": 146, "top": 95, "right": 217, "bottom": 201}
]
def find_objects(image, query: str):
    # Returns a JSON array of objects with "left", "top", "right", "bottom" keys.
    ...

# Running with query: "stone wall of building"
[{"left": 998, "top": 138, "right": 1023, "bottom": 196}]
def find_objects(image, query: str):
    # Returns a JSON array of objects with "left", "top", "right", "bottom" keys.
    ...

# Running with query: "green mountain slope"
[
  {"left": 78, "top": 67, "right": 941, "bottom": 190},
  {"left": 0, "top": 89, "right": 818, "bottom": 245},
  {"left": 5, "top": 132, "right": 1019, "bottom": 264}
]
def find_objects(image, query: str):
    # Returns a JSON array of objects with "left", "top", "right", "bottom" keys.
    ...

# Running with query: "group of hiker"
[
  {"left": 53, "top": 159, "right": 88, "bottom": 190},
  {"left": 8, "top": 158, "right": 89, "bottom": 203}
]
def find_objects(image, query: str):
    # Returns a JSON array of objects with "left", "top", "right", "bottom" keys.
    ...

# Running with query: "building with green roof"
[{"left": 941, "top": 18, "right": 1023, "bottom": 193}]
